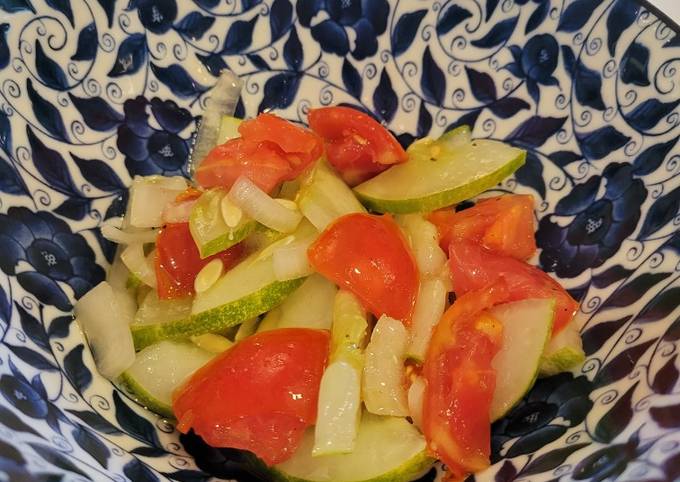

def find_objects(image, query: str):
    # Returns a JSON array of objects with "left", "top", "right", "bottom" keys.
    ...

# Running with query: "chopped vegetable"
[
  {"left": 120, "top": 243, "right": 157, "bottom": 288},
  {"left": 363, "top": 315, "right": 409, "bottom": 417},
  {"left": 173, "top": 328, "right": 330, "bottom": 465},
  {"left": 448, "top": 241, "right": 578, "bottom": 334},
  {"left": 423, "top": 282, "right": 508, "bottom": 479},
  {"left": 154, "top": 222, "right": 244, "bottom": 299},
  {"left": 128, "top": 176, "right": 188, "bottom": 228},
  {"left": 74, "top": 281, "right": 135, "bottom": 379},
  {"left": 228, "top": 176, "right": 302, "bottom": 233},
  {"left": 313, "top": 291, "right": 368, "bottom": 455},
  {"left": 308, "top": 213, "right": 418, "bottom": 322},
  {"left": 196, "top": 113, "right": 322, "bottom": 193},
  {"left": 101, "top": 224, "right": 158, "bottom": 245},
  {"left": 489, "top": 298, "right": 554, "bottom": 420},
  {"left": 273, "top": 412, "right": 433, "bottom": 482},
  {"left": 189, "top": 188, "right": 257, "bottom": 258},
  {"left": 429, "top": 194, "right": 536, "bottom": 259},
  {"left": 308, "top": 106, "right": 408, "bottom": 185},
  {"left": 122, "top": 341, "right": 214, "bottom": 418},
  {"left": 277, "top": 274, "right": 337, "bottom": 330},
  {"left": 191, "top": 70, "right": 243, "bottom": 171},
  {"left": 407, "top": 277, "right": 448, "bottom": 362},
  {"left": 396, "top": 214, "right": 447, "bottom": 278},
  {"left": 540, "top": 315, "right": 585, "bottom": 376},
  {"left": 296, "top": 160, "right": 366, "bottom": 230},
  {"left": 354, "top": 131, "right": 525, "bottom": 214}
]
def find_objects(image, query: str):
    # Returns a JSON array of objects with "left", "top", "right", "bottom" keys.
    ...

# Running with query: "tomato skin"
[
  {"left": 173, "top": 328, "right": 330, "bottom": 465},
  {"left": 155, "top": 223, "right": 244, "bottom": 299},
  {"left": 196, "top": 114, "right": 323, "bottom": 193},
  {"left": 429, "top": 195, "right": 536, "bottom": 260},
  {"left": 307, "top": 213, "right": 418, "bottom": 323},
  {"left": 238, "top": 113, "right": 323, "bottom": 170},
  {"left": 195, "top": 138, "right": 292, "bottom": 194},
  {"left": 423, "top": 282, "right": 509, "bottom": 478},
  {"left": 448, "top": 241, "right": 578, "bottom": 334},
  {"left": 308, "top": 107, "right": 408, "bottom": 186}
]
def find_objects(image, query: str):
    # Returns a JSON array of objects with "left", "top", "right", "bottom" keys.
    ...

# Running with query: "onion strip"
[{"left": 228, "top": 176, "right": 302, "bottom": 233}]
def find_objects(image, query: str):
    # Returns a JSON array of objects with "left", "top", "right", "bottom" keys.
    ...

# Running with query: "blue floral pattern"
[{"left": 0, "top": 0, "right": 678, "bottom": 480}]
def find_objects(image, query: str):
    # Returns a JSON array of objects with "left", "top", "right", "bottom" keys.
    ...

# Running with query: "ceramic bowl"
[{"left": 0, "top": 0, "right": 678, "bottom": 480}]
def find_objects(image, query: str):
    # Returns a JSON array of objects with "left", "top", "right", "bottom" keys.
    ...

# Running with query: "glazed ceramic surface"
[{"left": 0, "top": 0, "right": 678, "bottom": 480}]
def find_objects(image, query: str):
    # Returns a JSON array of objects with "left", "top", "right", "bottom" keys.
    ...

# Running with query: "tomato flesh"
[
  {"left": 195, "top": 113, "right": 322, "bottom": 193},
  {"left": 308, "top": 106, "right": 408, "bottom": 185},
  {"left": 155, "top": 223, "right": 244, "bottom": 299},
  {"left": 429, "top": 195, "right": 536, "bottom": 260},
  {"left": 423, "top": 282, "right": 509, "bottom": 479},
  {"left": 173, "top": 329, "right": 329, "bottom": 465},
  {"left": 308, "top": 213, "right": 418, "bottom": 323},
  {"left": 448, "top": 241, "right": 578, "bottom": 334}
]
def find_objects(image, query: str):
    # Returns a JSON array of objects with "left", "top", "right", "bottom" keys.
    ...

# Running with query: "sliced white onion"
[
  {"left": 101, "top": 224, "right": 158, "bottom": 245},
  {"left": 314, "top": 360, "right": 362, "bottom": 455},
  {"left": 162, "top": 199, "right": 197, "bottom": 224},
  {"left": 396, "top": 214, "right": 447, "bottom": 277},
  {"left": 129, "top": 176, "right": 188, "bottom": 228},
  {"left": 406, "top": 277, "right": 448, "bottom": 362},
  {"left": 107, "top": 246, "right": 131, "bottom": 291},
  {"left": 106, "top": 248, "right": 138, "bottom": 320},
  {"left": 362, "top": 315, "right": 409, "bottom": 417},
  {"left": 272, "top": 239, "right": 314, "bottom": 281},
  {"left": 191, "top": 69, "right": 243, "bottom": 170},
  {"left": 74, "top": 281, "right": 135, "bottom": 379},
  {"left": 228, "top": 176, "right": 302, "bottom": 233},
  {"left": 120, "top": 244, "right": 157, "bottom": 288},
  {"left": 407, "top": 376, "right": 425, "bottom": 430}
]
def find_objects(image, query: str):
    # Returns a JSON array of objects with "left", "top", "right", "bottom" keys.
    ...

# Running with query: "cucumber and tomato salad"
[{"left": 77, "top": 99, "right": 584, "bottom": 482}]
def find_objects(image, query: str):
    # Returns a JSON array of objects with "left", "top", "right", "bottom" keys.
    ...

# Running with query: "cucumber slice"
[
  {"left": 354, "top": 137, "right": 525, "bottom": 214},
  {"left": 489, "top": 298, "right": 555, "bottom": 421},
  {"left": 277, "top": 274, "right": 337, "bottom": 330},
  {"left": 131, "top": 237, "right": 307, "bottom": 349},
  {"left": 272, "top": 412, "right": 433, "bottom": 482},
  {"left": 190, "top": 188, "right": 258, "bottom": 258},
  {"left": 297, "top": 160, "right": 366, "bottom": 230},
  {"left": 217, "top": 115, "right": 242, "bottom": 146},
  {"left": 121, "top": 341, "right": 214, "bottom": 418},
  {"left": 437, "top": 124, "right": 472, "bottom": 147},
  {"left": 134, "top": 290, "right": 192, "bottom": 326},
  {"left": 539, "top": 316, "right": 585, "bottom": 377},
  {"left": 190, "top": 333, "right": 233, "bottom": 353}
]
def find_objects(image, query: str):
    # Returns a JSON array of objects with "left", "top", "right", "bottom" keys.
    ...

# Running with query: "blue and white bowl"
[{"left": 0, "top": 0, "right": 679, "bottom": 480}]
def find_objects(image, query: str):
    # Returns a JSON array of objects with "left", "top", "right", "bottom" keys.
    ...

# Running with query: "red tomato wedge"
[
  {"left": 173, "top": 329, "right": 330, "bottom": 465},
  {"left": 423, "top": 282, "right": 509, "bottom": 479},
  {"left": 238, "top": 113, "right": 323, "bottom": 169},
  {"left": 448, "top": 241, "right": 578, "bottom": 334},
  {"left": 308, "top": 213, "right": 418, "bottom": 323},
  {"left": 195, "top": 113, "right": 322, "bottom": 193},
  {"left": 155, "top": 223, "right": 244, "bottom": 299},
  {"left": 429, "top": 195, "right": 536, "bottom": 260},
  {"left": 308, "top": 106, "right": 408, "bottom": 186}
]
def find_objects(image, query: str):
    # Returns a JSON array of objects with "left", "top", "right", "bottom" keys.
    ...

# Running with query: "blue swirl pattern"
[{"left": 0, "top": 0, "right": 678, "bottom": 480}]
